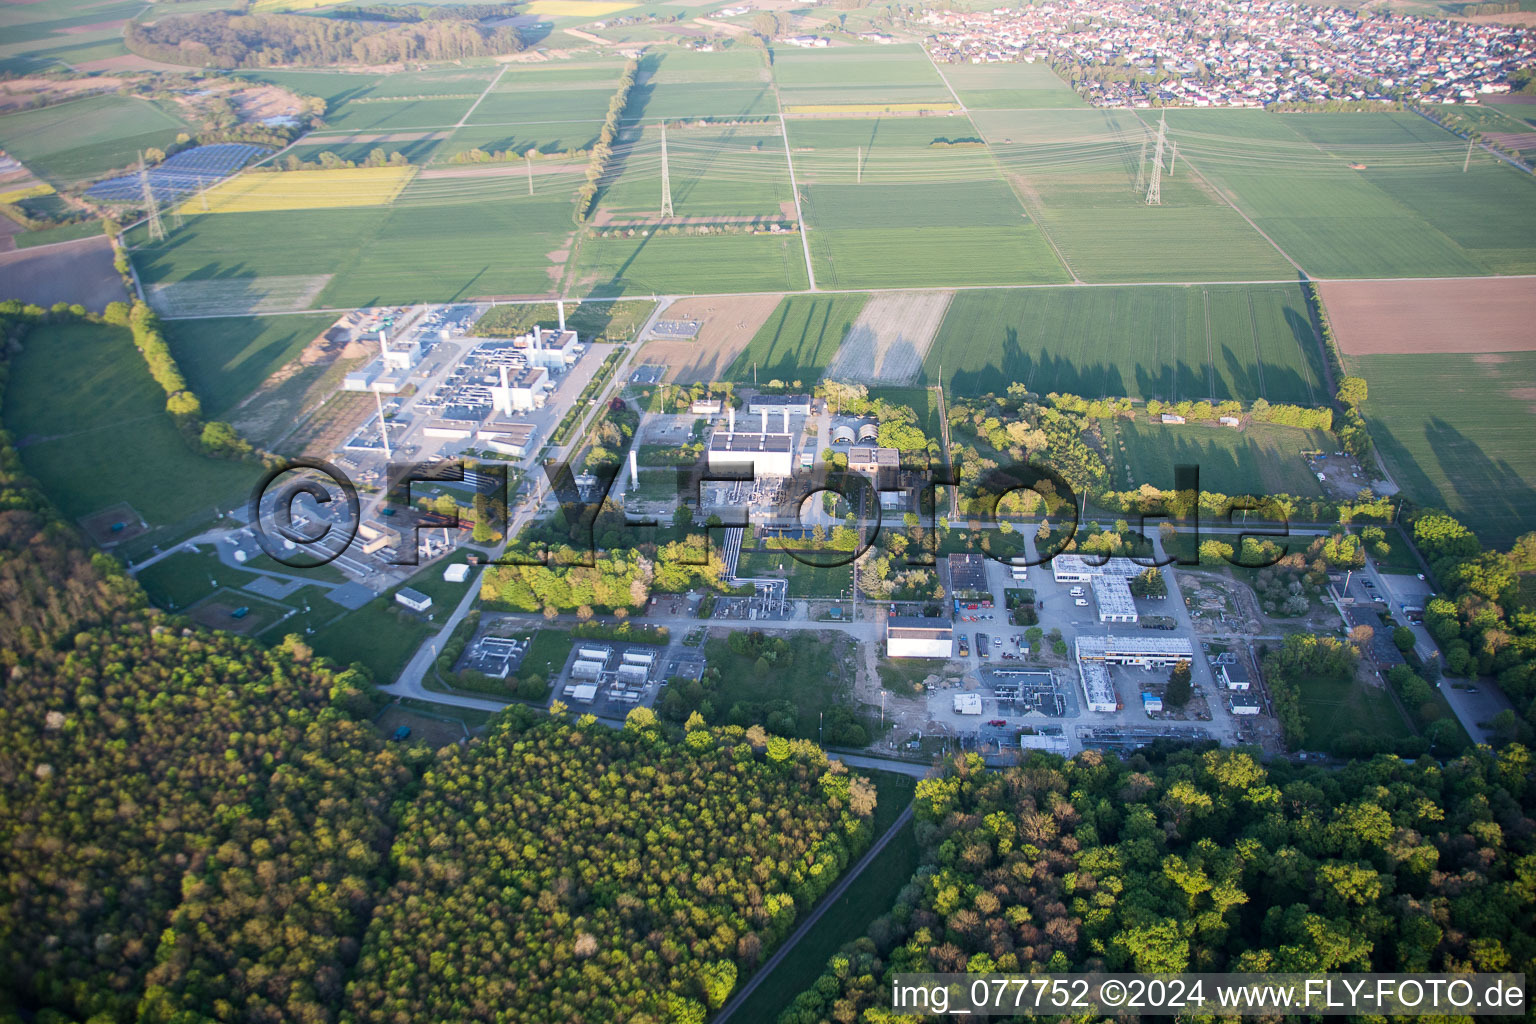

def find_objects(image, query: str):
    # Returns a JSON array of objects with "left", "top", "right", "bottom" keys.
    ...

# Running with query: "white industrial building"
[
  {"left": 571, "top": 659, "right": 604, "bottom": 681},
  {"left": 707, "top": 431, "right": 794, "bottom": 477},
  {"left": 691, "top": 398, "right": 723, "bottom": 415},
  {"left": 491, "top": 364, "right": 550, "bottom": 413},
  {"left": 953, "top": 693, "right": 982, "bottom": 715},
  {"left": 617, "top": 663, "right": 649, "bottom": 686},
  {"left": 848, "top": 446, "right": 899, "bottom": 474},
  {"left": 423, "top": 418, "right": 478, "bottom": 441},
  {"left": 395, "top": 587, "right": 433, "bottom": 613},
  {"left": 1077, "top": 660, "right": 1118, "bottom": 713},
  {"left": 1216, "top": 662, "right": 1252, "bottom": 690},
  {"left": 443, "top": 563, "right": 470, "bottom": 583},
  {"left": 1090, "top": 574, "right": 1139, "bottom": 623},
  {"left": 479, "top": 420, "right": 538, "bottom": 458},
  {"left": 1230, "top": 694, "right": 1262, "bottom": 715},
  {"left": 886, "top": 616, "right": 954, "bottom": 659},
  {"left": 1076, "top": 634, "right": 1194, "bottom": 668},
  {"left": 748, "top": 393, "right": 812, "bottom": 417}
]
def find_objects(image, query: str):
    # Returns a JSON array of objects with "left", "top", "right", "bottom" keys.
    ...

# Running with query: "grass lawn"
[
  {"left": 161, "top": 314, "right": 338, "bottom": 418},
  {"left": 1102, "top": 418, "right": 1330, "bottom": 498},
  {"left": 927, "top": 283, "right": 1326, "bottom": 405},
  {"left": 3, "top": 321, "right": 258, "bottom": 533},
  {"left": 136, "top": 549, "right": 257, "bottom": 610},
  {"left": 1296, "top": 673, "right": 1414, "bottom": 750},
  {"left": 738, "top": 549, "right": 854, "bottom": 598},
  {"left": 309, "top": 594, "right": 435, "bottom": 682},
  {"left": 1351, "top": 351, "right": 1536, "bottom": 548},
  {"left": 1369, "top": 529, "right": 1423, "bottom": 574},
  {"left": 725, "top": 293, "right": 867, "bottom": 382},
  {"left": 703, "top": 632, "right": 858, "bottom": 740},
  {"left": 732, "top": 771, "right": 919, "bottom": 1024},
  {"left": 473, "top": 298, "right": 656, "bottom": 343}
]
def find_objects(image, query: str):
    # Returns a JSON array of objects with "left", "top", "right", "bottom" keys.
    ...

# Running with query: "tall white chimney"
[
  {"left": 728, "top": 406, "right": 735, "bottom": 433},
  {"left": 628, "top": 447, "right": 638, "bottom": 490},
  {"left": 500, "top": 363, "right": 508, "bottom": 388},
  {"left": 760, "top": 409, "right": 768, "bottom": 434},
  {"left": 557, "top": 300, "right": 566, "bottom": 332},
  {"left": 782, "top": 408, "right": 790, "bottom": 435},
  {"left": 379, "top": 328, "right": 390, "bottom": 355}
]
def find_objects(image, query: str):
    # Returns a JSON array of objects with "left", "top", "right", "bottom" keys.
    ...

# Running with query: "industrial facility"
[{"left": 886, "top": 616, "right": 954, "bottom": 659}]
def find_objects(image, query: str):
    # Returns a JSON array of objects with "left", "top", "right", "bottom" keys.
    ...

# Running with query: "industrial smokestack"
[
  {"left": 729, "top": 406, "right": 735, "bottom": 433},
  {"left": 557, "top": 300, "right": 566, "bottom": 332},
  {"left": 500, "top": 364, "right": 508, "bottom": 388},
  {"left": 760, "top": 409, "right": 767, "bottom": 434},
  {"left": 379, "top": 328, "right": 390, "bottom": 355},
  {"left": 628, "top": 447, "right": 638, "bottom": 490},
  {"left": 782, "top": 408, "right": 790, "bottom": 435}
]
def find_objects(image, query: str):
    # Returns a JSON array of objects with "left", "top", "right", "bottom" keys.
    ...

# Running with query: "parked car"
[
  {"left": 1075, "top": 598, "right": 1089, "bottom": 606},
  {"left": 987, "top": 719, "right": 1007, "bottom": 727}
]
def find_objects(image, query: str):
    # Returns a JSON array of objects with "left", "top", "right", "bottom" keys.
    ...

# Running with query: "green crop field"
[
  {"left": 1102, "top": 417, "right": 1330, "bottom": 497},
  {"left": 2, "top": 321, "right": 257, "bottom": 532},
  {"left": 933, "top": 60, "right": 1086, "bottom": 110},
  {"left": 568, "top": 229, "right": 809, "bottom": 296},
  {"left": 320, "top": 97, "right": 481, "bottom": 132},
  {"left": 0, "top": 0, "right": 138, "bottom": 74},
  {"left": 1352, "top": 351, "right": 1536, "bottom": 547},
  {"left": 232, "top": 69, "right": 383, "bottom": 106},
  {"left": 352, "top": 67, "right": 500, "bottom": 98},
  {"left": 772, "top": 44, "right": 951, "bottom": 107},
  {"left": 162, "top": 314, "right": 339, "bottom": 418},
  {"left": 786, "top": 116, "right": 1069, "bottom": 287},
  {"left": 0, "top": 94, "right": 190, "bottom": 185},
  {"left": 973, "top": 108, "right": 1294, "bottom": 282},
  {"left": 1164, "top": 109, "right": 1536, "bottom": 277},
  {"left": 927, "top": 283, "right": 1327, "bottom": 404},
  {"left": 468, "top": 87, "right": 619, "bottom": 126},
  {"left": 726, "top": 293, "right": 868, "bottom": 382},
  {"left": 624, "top": 47, "right": 777, "bottom": 121},
  {"left": 594, "top": 123, "right": 793, "bottom": 220},
  {"left": 130, "top": 176, "right": 583, "bottom": 309}
]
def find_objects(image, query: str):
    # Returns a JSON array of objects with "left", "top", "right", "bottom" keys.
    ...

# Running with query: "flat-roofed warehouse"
[
  {"left": 1051, "top": 554, "right": 1147, "bottom": 583},
  {"left": 707, "top": 431, "right": 794, "bottom": 477},
  {"left": 1090, "top": 574, "right": 1139, "bottom": 623},
  {"left": 887, "top": 616, "right": 953, "bottom": 659},
  {"left": 1076, "top": 634, "right": 1193, "bottom": 668},
  {"left": 748, "top": 393, "right": 812, "bottom": 416}
]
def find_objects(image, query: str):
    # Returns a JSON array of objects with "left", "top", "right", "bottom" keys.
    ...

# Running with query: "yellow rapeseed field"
[
  {"left": 786, "top": 102, "right": 961, "bottom": 115},
  {"left": 524, "top": 0, "right": 636, "bottom": 16},
  {"left": 0, "top": 183, "right": 55, "bottom": 204},
  {"left": 181, "top": 167, "right": 418, "bottom": 214}
]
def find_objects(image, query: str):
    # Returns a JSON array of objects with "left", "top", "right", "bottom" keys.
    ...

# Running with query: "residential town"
[{"left": 925, "top": 0, "right": 1533, "bottom": 106}]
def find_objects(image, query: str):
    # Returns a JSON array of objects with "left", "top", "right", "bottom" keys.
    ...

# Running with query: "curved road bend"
[{"left": 712, "top": 802, "right": 918, "bottom": 1024}]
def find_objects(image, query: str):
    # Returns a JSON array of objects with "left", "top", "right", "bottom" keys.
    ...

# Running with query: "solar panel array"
[{"left": 85, "top": 143, "right": 271, "bottom": 203}]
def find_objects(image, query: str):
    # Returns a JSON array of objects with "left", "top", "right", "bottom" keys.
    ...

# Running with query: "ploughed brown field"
[{"left": 1318, "top": 276, "right": 1536, "bottom": 355}]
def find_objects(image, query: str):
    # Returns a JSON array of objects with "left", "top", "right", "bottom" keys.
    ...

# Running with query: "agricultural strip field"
[
  {"left": 933, "top": 60, "right": 1086, "bottom": 110},
  {"left": 926, "top": 284, "right": 1327, "bottom": 405},
  {"left": 133, "top": 170, "right": 585, "bottom": 310},
  {"left": 285, "top": 133, "right": 448, "bottom": 166},
  {"left": 972, "top": 108, "right": 1295, "bottom": 282},
  {"left": 772, "top": 44, "right": 952, "bottom": 108},
  {"left": 725, "top": 293, "right": 869, "bottom": 382},
  {"left": 2, "top": 321, "right": 257, "bottom": 533},
  {"left": 313, "top": 68, "right": 501, "bottom": 132},
  {"left": 786, "top": 117, "right": 1069, "bottom": 288},
  {"left": 0, "top": 0, "right": 138, "bottom": 74},
  {"left": 635, "top": 293, "right": 785, "bottom": 383},
  {"left": 184, "top": 166, "right": 418, "bottom": 213},
  {"left": 0, "top": 93, "right": 189, "bottom": 184},
  {"left": 161, "top": 314, "right": 339, "bottom": 418},
  {"left": 567, "top": 230, "right": 809, "bottom": 297},
  {"left": 593, "top": 122, "right": 793, "bottom": 220},
  {"left": 1163, "top": 109, "right": 1536, "bottom": 278},
  {"left": 1318, "top": 277, "right": 1536, "bottom": 355},
  {"left": 825, "top": 290, "right": 952, "bottom": 385},
  {"left": 436, "top": 121, "right": 604, "bottom": 160},
  {"left": 0, "top": 236, "right": 127, "bottom": 312},
  {"left": 1101, "top": 417, "right": 1330, "bottom": 498},
  {"left": 1351, "top": 351, "right": 1536, "bottom": 547},
  {"left": 626, "top": 47, "right": 777, "bottom": 121}
]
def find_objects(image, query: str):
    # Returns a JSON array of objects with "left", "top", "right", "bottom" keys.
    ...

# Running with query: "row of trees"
[
  {"left": 779, "top": 744, "right": 1536, "bottom": 1023},
  {"left": 574, "top": 58, "right": 638, "bottom": 222},
  {"left": 125, "top": 11, "right": 524, "bottom": 68}
]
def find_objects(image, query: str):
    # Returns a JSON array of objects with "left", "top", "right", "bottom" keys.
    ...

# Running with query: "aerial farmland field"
[
  {"left": 725, "top": 293, "right": 869, "bottom": 382},
  {"left": 786, "top": 116, "right": 1068, "bottom": 287},
  {"left": 161, "top": 314, "right": 339, "bottom": 418},
  {"left": 593, "top": 122, "right": 793, "bottom": 221},
  {"left": 933, "top": 60, "right": 1087, "bottom": 110},
  {"left": 1351, "top": 351, "right": 1536, "bottom": 547},
  {"left": 567, "top": 229, "right": 810, "bottom": 296},
  {"left": 0, "top": 94, "right": 190, "bottom": 184},
  {"left": 973, "top": 108, "right": 1295, "bottom": 282},
  {"left": 626, "top": 47, "right": 777, "bottom": 121},
  {"left": 773, "top": 44, "right": 951, "bottom": 109},
  {"left": 1163, "top": 109, "right": 1536, "bottom": 277},
  {"left": 927, "top": 283, "right": 1326, "bottom": 405}
]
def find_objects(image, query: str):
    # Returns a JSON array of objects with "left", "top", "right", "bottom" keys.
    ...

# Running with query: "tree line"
[
  {"left": 575, "top": 58, "right": 638, "bottom": 223},
  {"left": 124, "top": 11, "right": 524, "bottom": 68}
]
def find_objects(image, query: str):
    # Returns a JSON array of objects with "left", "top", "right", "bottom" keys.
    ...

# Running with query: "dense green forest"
[
  {"left": 125, "top": 11, "right": 524, "bottom": 68},
  {"left": 780, "top": 745, "right": 1536, "bottom": 1023}
]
